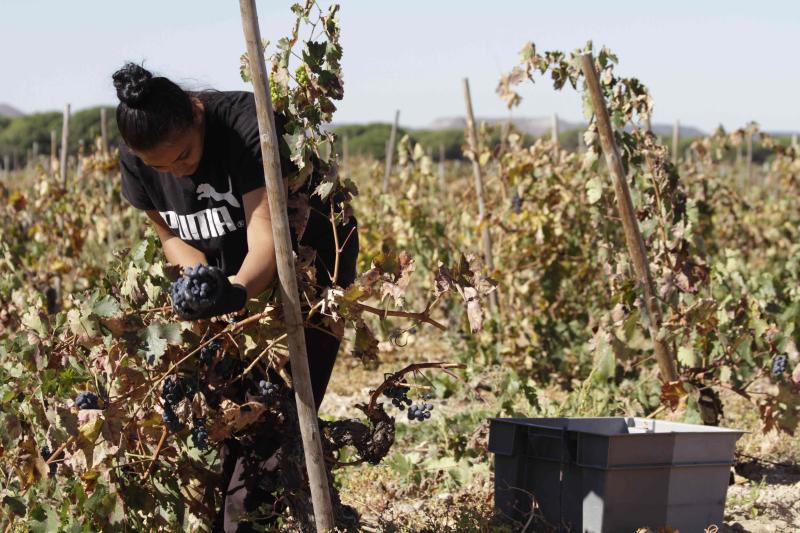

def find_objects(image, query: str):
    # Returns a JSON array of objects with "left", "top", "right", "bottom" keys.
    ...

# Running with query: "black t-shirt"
[{"left": 120, "top": 91, "right": 322, "bottom": 275}]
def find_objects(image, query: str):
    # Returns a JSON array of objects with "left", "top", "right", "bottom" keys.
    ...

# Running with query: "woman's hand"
[{"left": 170, "top": 265, "right": 247, "bottom": 320}]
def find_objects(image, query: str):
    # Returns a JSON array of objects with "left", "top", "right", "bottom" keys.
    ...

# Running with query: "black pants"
[{"left": 214, "top": 216, "right": 358, "bottom": 532}]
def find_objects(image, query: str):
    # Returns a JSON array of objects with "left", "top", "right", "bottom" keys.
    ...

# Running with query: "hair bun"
[{"left": 112, "top": 63, "right": 154, "bottom": 107}]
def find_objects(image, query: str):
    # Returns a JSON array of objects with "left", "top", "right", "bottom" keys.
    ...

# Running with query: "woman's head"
[{"left": 112, "top": 63, "right": 204, "bottom": 177}]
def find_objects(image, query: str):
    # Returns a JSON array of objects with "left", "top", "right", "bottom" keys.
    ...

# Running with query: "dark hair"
[{"left": 112, "top": 63, "right": 195, "bottom": 151}]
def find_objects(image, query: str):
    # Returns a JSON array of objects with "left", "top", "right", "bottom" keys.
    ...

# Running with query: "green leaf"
[
  {"left": 585, "top": 176, "right": 603, "bottom": 204},
  {"left": 678, "top": 345, "right": 698, "bottom": 368},
  {"left": 2, "top": 495, "right": 26, "bottom": 516},
  {"left": 92, "top": 295, "right": 121, "bottom": 318}
]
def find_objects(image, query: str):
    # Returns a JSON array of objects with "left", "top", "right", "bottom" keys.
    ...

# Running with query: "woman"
[{"left": 112, "top": 62, "right": 358, "bottom": 532}]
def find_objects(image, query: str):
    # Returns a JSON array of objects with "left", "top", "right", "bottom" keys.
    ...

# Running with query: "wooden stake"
[
  {"left": 50, "top": 130, "right": 57, "bottom": 174},
  {"left": 238, "top": 2, "right": 335, "bottom": 530},
  {"left": 580, "top": 53, "right": 678, "bottom": 384},
  {"left": 60, "top": 104, "right": 70, "bottom": 187},
  {"left": 746, "top": 129, "right": 753, "bottom": 182},
  {"left": 462, "top": 78, "right": 499, "bottom": 314},
  {"left": 100, "top": 107, "right": 109, "bottom": 155},
  {"left": 106, "top": 181, "right": 115, "bottom": 248},
  {"left": 671, "top": 119, "right": 679, "bottom": 165},
  {"left": 2, "top": 155, "right": 8, "bottom": 180},
  {"left": 551, "top": 112, "right": 559, "bottom": 158},
  {"left": 437, "top": 143, "right": 446, "bottom": 191},
  {"left": 383, "top": 109, "right": 399, "bottom": 193}
]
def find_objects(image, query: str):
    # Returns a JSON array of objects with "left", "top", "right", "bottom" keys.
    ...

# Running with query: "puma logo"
[{"left": 196, "top": 176, "right": 241, "bottom": 209}]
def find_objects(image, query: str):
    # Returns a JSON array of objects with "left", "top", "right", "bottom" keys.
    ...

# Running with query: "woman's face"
[{"left": 134, "top": 98, "right": 205, "bottom": 178}]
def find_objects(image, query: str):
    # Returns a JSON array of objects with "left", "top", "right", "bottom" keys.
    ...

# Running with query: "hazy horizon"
[{"left": 2, "top": 0, "right": 798, "bottom": 132}]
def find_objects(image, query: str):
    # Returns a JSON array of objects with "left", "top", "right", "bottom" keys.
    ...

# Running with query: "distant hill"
[
  {"left": 0, "top": 103, "right": 24, "bottom": 118},
  {"left": 427, "top": 116, "right": 705, "bottom": 138}
]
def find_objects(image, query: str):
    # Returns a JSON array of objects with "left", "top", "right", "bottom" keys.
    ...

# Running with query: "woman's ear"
[{"left": 191, "top": 97, "right": 205, "bottom": 124}]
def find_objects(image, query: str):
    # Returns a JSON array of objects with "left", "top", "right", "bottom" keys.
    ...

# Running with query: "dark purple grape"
[
  {"left": 170, "top": 264, "right": 220, "bottom": 317},
  {"left": 511, "top": 193, "right": 523, "bottom": 214},
  {"left": 75, "top": 391, "right": 99, "bottom": 410},
  {"left": 258, "top": 380, "right": 280, "bottom": 403},
  {"left": 40, "top": 446, "right": 59, "bottom": 477},
  {"left": 199, "top": 340, "right": 220, "bottom": 365},
  {"left": 191, "top": 418, "right": 209, "bottom": 450},
  {"left": 161, "top": 376, "right": 186, "bottom": 407},
  {"left": 162, "top": 404, "right": 184, "bottom": 432},
  {"left": 772, "top": 354, "right": 788, "bottom": 377}
]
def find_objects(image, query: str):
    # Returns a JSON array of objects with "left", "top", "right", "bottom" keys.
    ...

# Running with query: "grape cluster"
[
  {"left": 407, "top": 403, "right": 433, "bottom": 422},
  {"left": 215, "top": 356, "right": 240, "bottom": 381},
  {"left": 383, "top": 383, "right": 412, "bottom": 411},
  {"left": 511, "top": 193, "right": 523, "bottom": 214},
  {"left": 772, "top": 354, "right": 788, "bottom": 377},
  {"left": 199, "top": 340, "right": 221, "bottom": 365},
  {"left": 161, "top": 376, "right": 187, "bottom": 433},
  {"left": 191, "top": 418, "right": 209, "bottom": 450},
  {"left": 162, "top": 376, "right": 187, "bottom": 406},
  {"left": 40, "top": 446, "right": 59, "bottom": 477},
  {"left": 171, "top": 265, "right": 218, "bottom": 317},
  {"left": 295, "top": 65, "right": 310, "bottom": 86},
  {"left": 75, "top": 391, "right": 99, "bottom": 410},
  {"left": 259, "top": 380, "right": 280, "bottom": 401},
  {"left": 162, "top": 407, "right": 184, "bottom": 433}
]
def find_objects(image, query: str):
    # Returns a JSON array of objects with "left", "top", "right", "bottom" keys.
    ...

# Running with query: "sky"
[{"left": 2, "top": 0, "right": 799, "bottom": 133}]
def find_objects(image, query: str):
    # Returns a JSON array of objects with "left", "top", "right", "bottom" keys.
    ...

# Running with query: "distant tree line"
[
  {"left": 0, "top": 106, "right": 118, "bottom": 166},
  {"left": 0, "top": 109, "right": 790, "bottom": 168}
]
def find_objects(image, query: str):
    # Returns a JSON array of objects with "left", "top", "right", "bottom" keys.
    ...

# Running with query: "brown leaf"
[
  {"left": 209, "top": 400, "right": 267, "bottom": 442},
  {"left": 287, "top": 193, "right": 310, "bottom": 240},
  {"left": 660, "top": 381, "right": 686, "bottom": 410}
]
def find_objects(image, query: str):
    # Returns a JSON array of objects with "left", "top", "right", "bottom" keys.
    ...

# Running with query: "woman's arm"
[
  {"left": 233, "top": 185, "right": 282, "bottom": 299},
  {"left": 145, "top": 210, "right": 207, "bottom": 268}
]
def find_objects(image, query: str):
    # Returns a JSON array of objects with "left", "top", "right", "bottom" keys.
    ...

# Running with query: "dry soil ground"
[{"left": 320, "top": 350, "right": 799, "bottom": 532}]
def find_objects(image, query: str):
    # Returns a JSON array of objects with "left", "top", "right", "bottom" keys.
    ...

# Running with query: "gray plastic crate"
[{"left": 489, "top": 417, "right": 743, "bottom": 532}]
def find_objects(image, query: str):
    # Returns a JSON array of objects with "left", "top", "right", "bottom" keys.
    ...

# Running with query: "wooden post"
[
  {"left": 100, "top": 107, "right": 109, "bottom": 155},
  {"left": 2, "top": 155, "right": 9, "bottom": 180},
  {"left": 50, "top": 130, "right": 57, "bottom": 174},
  {"left": 341, "top": 134, "right": 349, "bottom": 178},
  {"left": 238, "top": 1, "right": 335, "bottom": 531},
  {"left": 580, "top": 53, "right": 678, "bottom": 384},
  {"left": 671, "top": 120, "right": 679, "bottom": 165},
  {"left": 735, "top": 142, "right": 742, "bottom": 168},
  {"left": 60, "top": 104, "right": 70, "bottom": 187},
  {"left": 77, "top": 140, "right": 85, "bottom": 180},
  {"left": 746, "top": 129, "right": 753, "bottom": 182},
  {"left": 46, "top": 277, "right": 61, "bottom": 314},
  {"left": 551, "top": 112, "right": 559, "bottom": 158},
  {"left": 382, "top": 109, "right": 399, "bottom": 193},
  {"left": 462, "top": 78, "right": 499, "bottom": 314},
  {"left": 437, "top": 143, "right": 446, "bottom": 191},
  {"left": 106, "top": 181, "right": 115, "bottom": 248}
]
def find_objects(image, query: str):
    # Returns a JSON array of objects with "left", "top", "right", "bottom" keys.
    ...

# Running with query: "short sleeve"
[
  {"left": 119, "top": 146, "right": 156, "bottom": 211},
  {"left": 225, "top": 93, "right": 299, "bottom": 196}
]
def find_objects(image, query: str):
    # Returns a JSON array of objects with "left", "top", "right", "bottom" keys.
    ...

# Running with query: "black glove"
[{"left": 170, "top": 265, "right": 248, "bottom": 320}]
